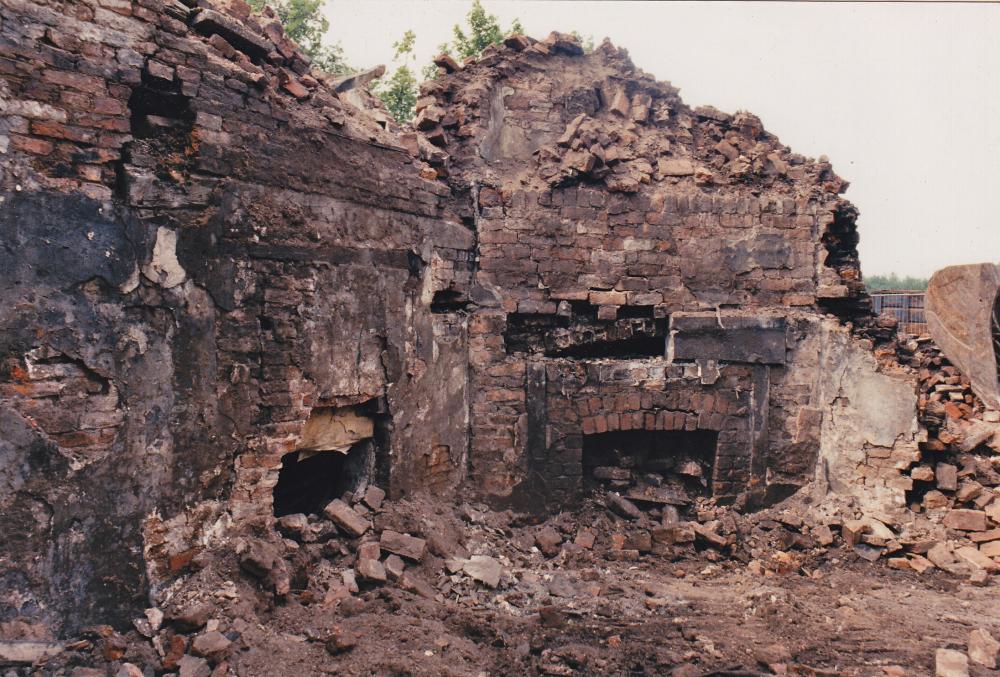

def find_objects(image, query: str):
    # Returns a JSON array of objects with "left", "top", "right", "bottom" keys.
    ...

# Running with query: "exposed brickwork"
[
  {"left": 0, "top": 346, "right": 122, "bottom": 469},
  {"left": 0, "top": 2, "right": 924, "bottom": 641},
  {"left": 539, "top": 360, "right": 756, "bottom": 499},
  {"left": 0, "top": 0, "right": 470, "bottom": 634},
  {"left": 410, "top": 31, "right": 872, "bottom": 508}
]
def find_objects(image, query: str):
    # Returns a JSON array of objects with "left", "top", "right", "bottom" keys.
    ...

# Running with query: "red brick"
[
  {"left": 146, "top": 60, "right": 174, "bottom": 81},
  {"left": 10, "top": 135, "right": 54, "bottom": 155},
  {"left": 42, "top": 69, "right": 106, "bottom": 95},
  {"left": 30, "top": 120, "right": 97, "bottom": 143},
  {"left": 73, "top": 115, "right": 130, "bottom": 132},
  {"left": 91, "top": 97, "right": 126, "bottom": 115}
]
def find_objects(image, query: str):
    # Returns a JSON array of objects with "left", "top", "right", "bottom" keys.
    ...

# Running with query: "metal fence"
[{"left": 870, "top": 291, "right": 927, "bottom": 335}]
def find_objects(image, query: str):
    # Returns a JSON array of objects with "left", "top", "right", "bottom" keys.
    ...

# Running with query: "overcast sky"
[{"left": 325, "top": 1, "right": 1000, "bottom": 278}]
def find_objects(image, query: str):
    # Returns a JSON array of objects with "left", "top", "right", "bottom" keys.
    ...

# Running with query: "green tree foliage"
[
  {"left": 376, "top": 30, "right": 419, "bottom": 123},
  {"left": 437, "top": 1, "right": 523, "bottom": 61},
  {"left": 380, "top": 3, "right": 522, "bottom": 122},
  {"left": 864, "top": 273, "right": 929, "bottom": 292},
  {"left": 249, "top": 1, "right": 524, "bottom": 123},
  {"left": 449, "top": 0, "right": 507, "bottom": 59},
  {"left": 570, "top": 30, "right": 595, "bottom": 54},
  {"left": 247, "top": 0, "right": 352, "bottom": 74},
  {"left": 428, "top": 2, "right": 522, "bottom": 76}
]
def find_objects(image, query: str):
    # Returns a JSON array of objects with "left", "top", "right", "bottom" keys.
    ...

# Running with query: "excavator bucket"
[{"left": 925, "top": 263, "right": 1000, "bottom": 410}]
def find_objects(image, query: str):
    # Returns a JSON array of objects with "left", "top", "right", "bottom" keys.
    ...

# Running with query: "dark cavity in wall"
[
  {"left": 272, "top": 441, "right": 374, "bottom": 517},
  {"left": 127, "top": 68, "right": 194, "bottom": 137},
  {"left": 504, "top": 308, "right": 667, "bottom": 358},
  {"left": 431, "top": 289, "right": 469, "bottom": 313},
  {"left": 820, "top": 204, "right": 859, "bottom": 270},
  {"left": 272, "top": 399, "right": 390, "bottom": 517},
  {"left": 818, "top": 202, "right": 871, "bottom": 320},
  {"left": 583, "top": 429, "right": 718, "bottom": 501},
  {"left": 548, "top": 332, "right": 665, "bottom": 359},
  {"left": 118, "top": 66, "right": 195, "bottom": 201}
]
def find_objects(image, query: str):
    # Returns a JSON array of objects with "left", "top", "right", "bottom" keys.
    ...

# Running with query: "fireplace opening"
[
  {"left": 272, "top": 440, "right": 375, "bottom": 517},
  {"left": 272, "top": 402, "right": 386, "bottom": 517},
  {"left": 582, "top": 429, "right": 718, "bottom": 506}
]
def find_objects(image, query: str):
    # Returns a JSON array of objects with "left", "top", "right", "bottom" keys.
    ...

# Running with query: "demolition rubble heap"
[{"left": 2, "top": 0, "right": 1000, "bottom": 674}]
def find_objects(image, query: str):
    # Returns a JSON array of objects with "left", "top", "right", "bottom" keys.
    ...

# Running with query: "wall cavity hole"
[
  {"left": 431, "top": 289, "right": 468, "bottom": 313},
  {"left": 272, "top": 440, "right": 373, "bottom": 517},
  {"left": 582, "top": 429, "right": 718, "bottom": 503},
  {"left": 127, "top": 71, "right": 194, "bottom": 138}
]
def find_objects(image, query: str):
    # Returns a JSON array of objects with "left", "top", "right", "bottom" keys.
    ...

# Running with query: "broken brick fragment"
[
  {"left": 944, "top": 510, "right": 989, "bottom": 532},
  {"left": 379, "top": 530, "right": 427, "bottom": 561},
  {"left": 433, "top": 53, "right": 460, "bottom": 73},
  {"left": 324, "top": 500, "right": 370, "bottom": 538}
]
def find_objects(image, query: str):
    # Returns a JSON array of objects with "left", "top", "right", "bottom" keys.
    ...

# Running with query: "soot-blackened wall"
[{"left": 0, "top": 0, "right": 470, "bottom": 636}]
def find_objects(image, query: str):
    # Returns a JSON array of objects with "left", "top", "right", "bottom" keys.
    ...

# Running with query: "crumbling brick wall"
[
  {"left": 410, "top": 32, "right": 897, "bottom": 510},
  {"left": 0, "top": 0, "right": 471, "bottom": 636},
  {"left": 0, "top": 1, "right": 928, "bottom": 642}
]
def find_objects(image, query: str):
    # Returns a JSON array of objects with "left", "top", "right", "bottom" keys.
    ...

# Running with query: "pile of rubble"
[
  {"left": 819, "top": 319, "right": 999, "bottom": 581},
  {"left": 13, "top": 473, "right": 1000, "bottom": 675},
  {"left": 906, "top": 335, "right": 1000, "bottom": 503},
  {"left": 412, "top": 31, "right": 851, "bottom": 203}
]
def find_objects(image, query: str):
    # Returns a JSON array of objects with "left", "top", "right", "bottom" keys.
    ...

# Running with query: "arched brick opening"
[{"left": 583, "top": 428, "right": 718, "bottom": 501}]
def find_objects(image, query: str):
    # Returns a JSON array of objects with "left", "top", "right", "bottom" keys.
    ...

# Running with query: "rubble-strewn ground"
[{"left": 22, "top": 486, "right": 1000, "bottom": 676}]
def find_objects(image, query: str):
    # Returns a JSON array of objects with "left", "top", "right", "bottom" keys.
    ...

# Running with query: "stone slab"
[
  {"left": 0, "top": 641, "right": 64, "bottom": 665},
  {"left": 670, "top": 313, "right": 787, "bottom": 365},
  {"left": 925, "top": 263, "right": 1000, "bottom": 409}
]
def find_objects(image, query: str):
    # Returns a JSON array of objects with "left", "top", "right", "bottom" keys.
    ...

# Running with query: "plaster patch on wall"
[{"left": 142, "top": 227, "right": 186, "bottom": 289}]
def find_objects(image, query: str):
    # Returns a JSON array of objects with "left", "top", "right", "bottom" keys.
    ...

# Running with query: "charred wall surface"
[{"left": 0, "top": 0, "right": 471, "bottom": 636}]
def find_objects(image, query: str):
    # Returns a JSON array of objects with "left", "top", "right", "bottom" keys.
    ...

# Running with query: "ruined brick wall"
[
  {"left": 0, "top": 0, "right": 471, "bottom": 636},
  {"left": 411, "top": 33, "right": 881, "bottom": 509},
  {"left": 0, "top": 1, "right": 929, "bottom": 642}
]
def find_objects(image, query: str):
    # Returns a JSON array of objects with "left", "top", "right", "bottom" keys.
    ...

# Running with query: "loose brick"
[
  {"left": 323, "top": 499, "right": 370, "bottom": 538},
  {"left": 379, "top": 530, "right": 427, "bottom": 561}
]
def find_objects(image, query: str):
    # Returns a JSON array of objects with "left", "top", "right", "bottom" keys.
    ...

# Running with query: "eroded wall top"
[{"left": 409, "top": 32, "right": 868, "bottom": 318}]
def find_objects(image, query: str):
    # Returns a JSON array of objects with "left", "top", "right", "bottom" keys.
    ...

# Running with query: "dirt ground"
[
  {"left": 24, "top": 489, "right": 997, "bottom": 677},
  {"left": 229, "top": 555, "right": 998, "bottom": 676}
]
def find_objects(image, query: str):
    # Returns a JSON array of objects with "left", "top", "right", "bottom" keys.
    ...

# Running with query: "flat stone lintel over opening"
[{"left": 669, "top": 313, "right": 788, "bottom": 365}]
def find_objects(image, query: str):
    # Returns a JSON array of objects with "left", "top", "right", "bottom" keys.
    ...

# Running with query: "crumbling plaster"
[{"left": 796, "top": 319, "right": 923, "bottom": 510}]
